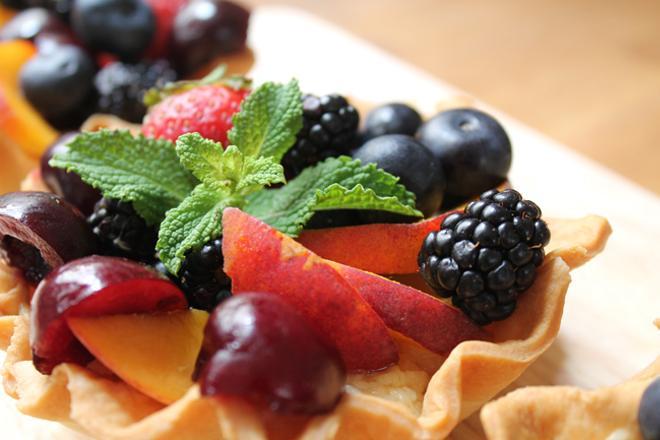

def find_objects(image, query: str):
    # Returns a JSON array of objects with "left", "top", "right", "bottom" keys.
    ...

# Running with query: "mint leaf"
[
  {"left": 228, "top": 80, "right": 302, "bottom": 161},
  {"left": 50, "top": 130, "right": 197, "bottom": 225},
  {"left": 159, "top": 134, "right": 285, "bottom": 274},
  {"left": 237, "top": 155, "right": 285, "bottom": 192},
  {"left": 244, "top": 156, "right": 422, "bottom": 236},
  {"left": 175, "top": 133, "right": 240, "bottom": 185},
  {"left": 157, "top": 182, "right": 241, "bottom": 274},
  {"left": 175, "top": 133, "right": 284, "bottom": 192}
]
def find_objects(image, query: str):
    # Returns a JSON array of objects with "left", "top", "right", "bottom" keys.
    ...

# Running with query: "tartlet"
[
  {"left": 0, "top": 210, "right": 611, "bottom": 439},
  {"left": 482, "top": 355, "right": 660, "bottom": 439}
]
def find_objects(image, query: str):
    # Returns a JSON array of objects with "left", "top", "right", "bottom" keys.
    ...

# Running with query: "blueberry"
[
  {"left": 639, "top": 377, "right": 660, "bottom": 440},
  {"left": 352, "top": 134, "right": 446, "bottom": 216},
  {"left": 19, "top": 44, "right": 96, "bottom": 129},
  {"left": 363, "top": 103, "right": 422, "bottom": 141},
  {"left": 171, "top": 0, "right": 250, "bottom": 74},
  {"left": 0, "top": 7, "right": 68, "bottom": 41},
  {"left": 417, "top": 108, "right": 512, "bottom": 207},
  {"left": 71, "top": 0, "right": 155, "bottom": 60}
]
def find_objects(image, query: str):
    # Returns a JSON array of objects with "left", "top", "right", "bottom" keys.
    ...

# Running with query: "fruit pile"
[
  {"left": 0, "top": 51, "right": 572, "bottom": 421},
  {"left": 0, "top": 0, "right": 250, "bottom": 139}
]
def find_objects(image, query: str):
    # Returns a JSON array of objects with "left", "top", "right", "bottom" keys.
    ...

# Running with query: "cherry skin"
[
  {"left": 31, "top": 255, "right": 188, "bottom": 374},
  {"left": 0, "top": 191, "right": 97, "bottom": 283},
  {"left": 171, "top": 0, "right": 250, "bottom": 74},
  {"left": 40, "top": 132, "right": 101, "bottom": 216},
  {"left": 196, "top": 293, "right": 346, "bottom": 415}
]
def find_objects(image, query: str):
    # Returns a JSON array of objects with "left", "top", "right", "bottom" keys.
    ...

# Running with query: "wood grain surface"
[{"left": 246, "top": 0, "right": 660, "bottom": 195}]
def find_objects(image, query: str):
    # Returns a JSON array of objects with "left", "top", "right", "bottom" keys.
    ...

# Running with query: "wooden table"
[
  {"left": 246, "top": 0, "right": 660, "bottom": 196},
  {"left": 1, "top": 6, "right": 659, "bottom": 439}
]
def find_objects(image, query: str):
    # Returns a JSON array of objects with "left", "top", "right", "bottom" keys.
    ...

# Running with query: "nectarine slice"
[
  {"left": 297, "top": 213, "right": 452, "bottom": 275},
  {"left": 222, "top": 208, "right": 398, "bottom": 372},
  {"left": 0, "top": 40, "right": 36, "bottom": 85},
  {"left": 333, "top": 264, "right": 488, "bottom": 355},
  {"left": 68, "top": 309, "right": 209, "bottom": 404}
]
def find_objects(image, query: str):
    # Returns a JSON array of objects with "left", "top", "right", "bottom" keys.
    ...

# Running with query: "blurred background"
[{"left": 246, "top": 0, "right": 660, "bottom": 195}]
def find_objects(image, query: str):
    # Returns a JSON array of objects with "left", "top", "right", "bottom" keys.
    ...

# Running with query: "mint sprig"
[
  {"left": 51, "top": 78, "right": 425, "bottom": 277},
  {"left": 156, "top": 133, "right": 286, "bottom": 274},
  {"left": 49, "top": 130, "right": 197, "bottom": 225},
  {"left": 228, "top": 79, "right": 302, "bottom": 161},
  {"left": 244, "top": 156, "right": 422, "bottom": 236},
  {"left": 156, "top": 182, "right": 240, "bottom": 274}
]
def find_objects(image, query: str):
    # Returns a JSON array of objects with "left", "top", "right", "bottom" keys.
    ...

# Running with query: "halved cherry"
[
  {"left": 0, "top": 191, "right": 97, "bottom": 283},
  {"left": 31, "top": 255, "right": 188, "bottom": 374},
  {"left": 196, "top": 293, "right": 346, "bottom": 414}
]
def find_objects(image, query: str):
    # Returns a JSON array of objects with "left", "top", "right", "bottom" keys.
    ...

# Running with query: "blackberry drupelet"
[
  {"left": 177, "top": 238, "right": 232, "bottom": 311},
  {"left": 88, "top": 198, "right": 157, "bottom": 262},
  {"left": 418, "top": 188, "right": 550, "bottom": 325},
  {"left": 94, "top": 60, "right": 178, "bottom": 123},
  {"left": 281, "top": 93, "right": 360, "bottom": 178}
]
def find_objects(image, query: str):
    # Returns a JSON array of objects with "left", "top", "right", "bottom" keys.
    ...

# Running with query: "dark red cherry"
[
  {"left": 40, "top": 132, "right": 101, "bottom": 216},
  {"left": 196, "top": 293, "right": 345, "bottom": 414},
  {"left": 170, "top": 0, "right": 250, "bottom": 74},
  {"left": 0, "top": 192, "right": 97, "bottom": 283},
  {"left": 31, "top": 255, "right": 188, "bottom": 374}
]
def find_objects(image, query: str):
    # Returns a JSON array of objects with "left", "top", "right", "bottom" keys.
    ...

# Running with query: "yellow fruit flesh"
[{"left": 67, "top": 309, "right": 209, "bottom": 405}]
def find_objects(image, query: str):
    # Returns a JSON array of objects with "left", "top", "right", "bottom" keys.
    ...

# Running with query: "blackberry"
[
  {"left": 281, "top": 93, "right": 360, "bottom": 178},
  {"left": 176, "top": 238, "right": 231, "bottom": 311},
  {"left": 418, "top": 188, "right": 550, "bottom": 325},
  {"left": 94, "top": 60, "right": 178, "bottom": 123},
  {"left": 88, "top": 198, "right": 157, "bottom": 262}
]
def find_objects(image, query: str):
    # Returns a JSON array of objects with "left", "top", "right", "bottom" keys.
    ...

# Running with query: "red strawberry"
[
  {"left": 143, "top": 0, "right": 189, "bottom": 60},
  {"left": 142, "top": 85, "right": 249, "bottom": 145}
]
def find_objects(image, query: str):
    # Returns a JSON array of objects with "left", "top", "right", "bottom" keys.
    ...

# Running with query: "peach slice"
[
  {"left": 297, "top": 213, "right": 452, "bottom": 275},
  {"left": 333, "top": 264, "right": 488, "bottom": 355},
  {"left": 68, "top": 309, "right": 209, "bottom": 404},
  {"left": 0, "top": 7, "right": 14, "bottom": 26},
  {"left": 222, "top": 208, "right": 399, "bottom": 372}
]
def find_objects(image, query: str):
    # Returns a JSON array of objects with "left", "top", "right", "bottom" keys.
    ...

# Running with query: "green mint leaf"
[
  {"left": 175, "top": 133, "right": 241, "bottom": 186},
  {"left": 175, "top": 133, "right": 285, "bottom": 192},
  {"left": 49, "top": 130, "right": 197, "bottom": 225},
  {"left": 228, "top": 79, "right": 302, "bottom": 161},
  {"left": 237, "top": 155, "right": 285, "bottom": 193},
  {"left": 156, "top": 182, "right": 241, "bottom": 274},
  {"left": 244, "top": 156, "right": 422, "bottom": 236}
]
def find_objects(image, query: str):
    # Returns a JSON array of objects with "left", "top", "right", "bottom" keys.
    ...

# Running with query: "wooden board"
[{"left": 1, "top": 6, "right": 659, "bottom": 439}]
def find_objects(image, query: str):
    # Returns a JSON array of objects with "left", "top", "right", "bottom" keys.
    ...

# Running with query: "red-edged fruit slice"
[
  {"left": 222, "top": 208, "right": 398, "bottom": 372},
  {"left": 31, "top": 256, "right": 188, "bottom": 374},
  {"left": 297, "top": 213, "right": 452, "bottom": 275},
  {"left": 333, "top": 264, "right": 488, "bottom": 355}
]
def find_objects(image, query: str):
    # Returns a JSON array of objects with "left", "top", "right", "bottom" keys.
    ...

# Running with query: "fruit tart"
[{"left": 0, "top": 70, "right": 618, "bottom": 439}]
